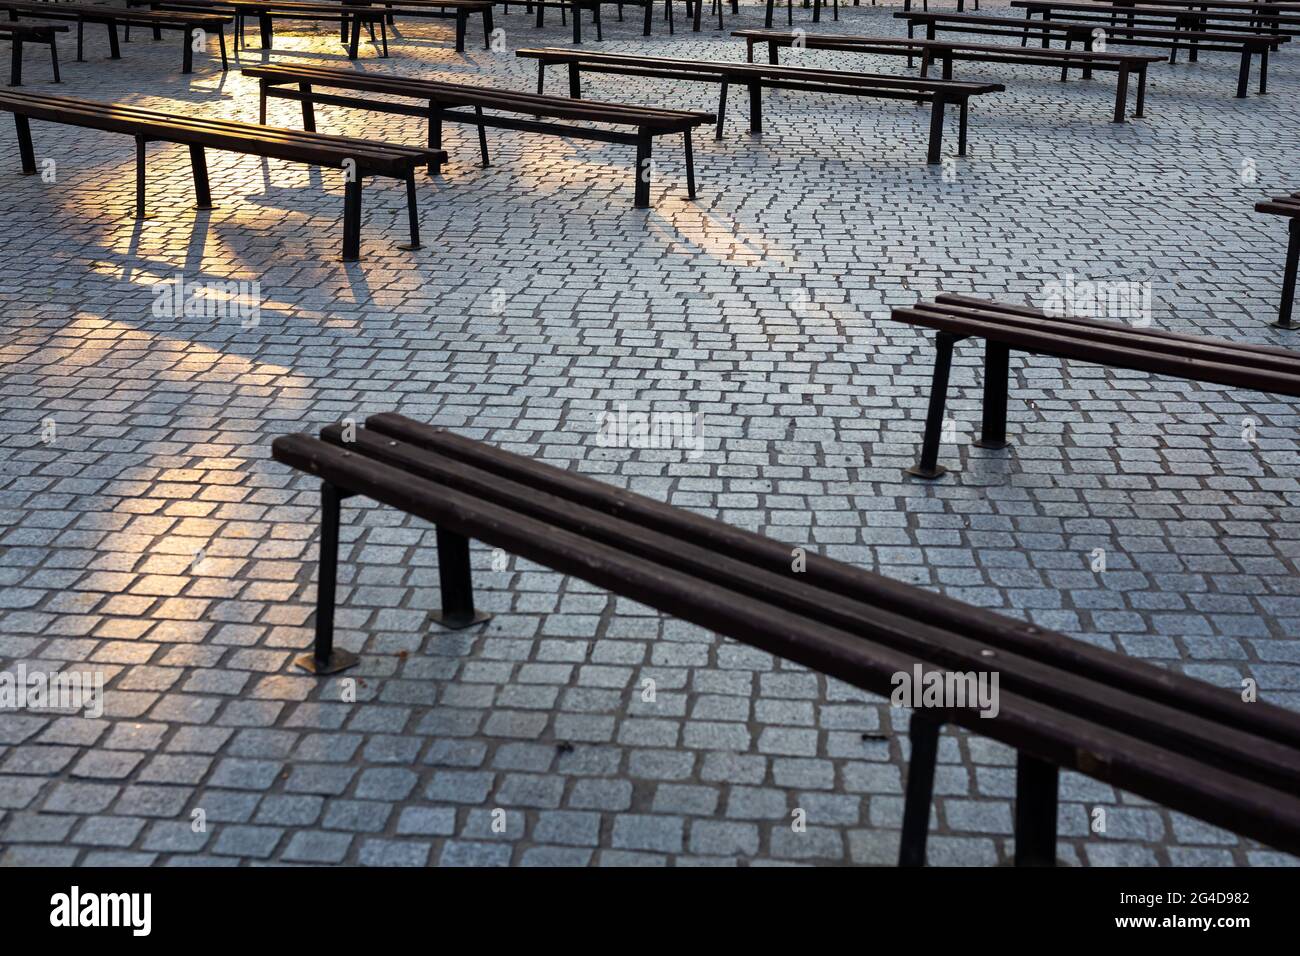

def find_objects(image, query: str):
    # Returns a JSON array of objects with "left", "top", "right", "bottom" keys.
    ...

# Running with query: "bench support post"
[
  {"left": 1014, "top": 752, "right": 1059, "bottom": 867},
  {"left": 973, "top": 340, "right": 1010, "bottom": 450},
  {"left": 748, "top": 82, "right": 762, "bottom": 135},
  {"left": 905, "top": 331, "right": 956, "bottom": 480},
  {"left": 396, "top": 169, "right": 422, "bottom": 251},
  {"left": 683, "top": 128, "right": 696, "bottom": 200},
  {"left": 296, "top": 482, "right": 360, "bottom": 675},
  {"left": 342, "top": 173, "right": 362, "bottom": 261},
  {"left": 9, "top": 35, "right": 20, "bottom": 86},
  {"left": 135, "top": 135, "right": 146, "bottom": 219},
  {"left": 926, "top": 97, "right": 945, "bottom": 165},
  {"left": 633, "top": 130, "right": 652, "bottom": 209},
  {"left": 1112, "top": 66, "right": 1129, "bottom": 123},
  {"left": 898, "top": 713, "right": 942, "bottom": 866},
  {"left": 189, "top": 144, "right": 212, "bottom": 210},
  {"left": 182, "top": 26, "right": 193, "bottom": 74},
  {"left": 429, "top": 527, "right": 492, "bottom": 629},
  {"left": 14, "top": 114, "right": 35, "bottom": 174},
  {"left": 1236, "top": 50, "right": 1250, "bottom": 98},
  {"left": 1275, "top": 218, "right": 1299, "bottom": 330},
  {"left": 474, "top": 105, "right": 489, "bottom": 167},
  {"left": 715, "top": 81, "right": 727, "bottom": 140}
]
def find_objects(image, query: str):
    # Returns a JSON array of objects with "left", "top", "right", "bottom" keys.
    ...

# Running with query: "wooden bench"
[
  {"left": 0, "top": 91, "right": 443, "bottom": 261},
  {"left": 1, "top": 23, "right": 63, "bottom": 87},
  {"left": 270, "top": 414, "right": 1300, "bottom": 864},
  {"left": 1, "top": 1, "right": 230, "bottom": 74},
  {"left": 132, "top": 0, "right": 492, "bottom": 54},
  {"left": 129, "top": 0, "right": 393, "bottom": 59},
  {"left": 243, "top": 63, "right": 711, "bottom": 208},
  {"left": 1014, "top": 0, "right": 1300, "bottom": 42},
  {"left": 891, "top": 294, "right": 1300, "bottom": 479},
  {"left": 518, "top": 47, "right": 1004, "bottom": 164},
  {"left": 733, "top": 29, "right": 1163, "bottom": 122},
  {"left": 1255, "top": 193, "right": 1300, "bottom": 330},
  {"left": 895, "top": 11, "right": 1282, "bottom": 96}
]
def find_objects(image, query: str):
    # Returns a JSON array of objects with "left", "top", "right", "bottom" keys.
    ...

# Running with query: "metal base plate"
[
  {"left": 395, "top": 242, "right": 422, "bottom": 251},
  {"left": 972, "top": 439, "right": 1012, "bottom": 450},
  {"left": 429, "top": 609, "right": 492, "bottom": 631},
  {"left": 294, "top": 649, "right": 360, "bottom": 675},
  {"left": 904, "top": 464, "right": 948, "bottom": 481},
  {"left": 1273, "top": 320, "right": 1295, "bottom": 330}
]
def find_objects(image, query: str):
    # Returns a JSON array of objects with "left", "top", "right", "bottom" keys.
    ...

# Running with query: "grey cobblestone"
[{"left": 0, "top": 1, "right": 1297, "bottom": 869}]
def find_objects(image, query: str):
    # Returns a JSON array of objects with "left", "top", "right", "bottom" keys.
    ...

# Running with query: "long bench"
[
  {"left": 891, "top": 294, "right": 1300, "bottom": 479},
  {"left": 1, "top": 23, "right": 63, "bottom": 86},
  {"left": 518, "top": 47, "right": 1004, "bottom": 164},
  {"left": 1014, "top": 0, "right": 1300, "bottom": 41},
  {"left": 1, "top": 1, "right": 230, "bottom": 74},
  {"left": 1255, "top": 193, "right": 1300, "bottom": 330},
  {"left": 733, "top": 29, "right": 1163, "bottom": 122},
  {"left": 270, "top": 414, "right": 1300, "bottom": 864},
  {"left": 243, "top": 63, "right": 712, "bottom": 208},
  {"left": 895, "top": 11, "right": 1281, "bottom": 96},
  {"left": 131, "top": 0, "right": 492, "bottom": 54},
  {"left": 0, "top": 91, "right": 443, "bottom": 261}
]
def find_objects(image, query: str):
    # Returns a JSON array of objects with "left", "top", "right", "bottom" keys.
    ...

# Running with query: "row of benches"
[{"left": 269, "top": 294, "right": 1300, "bottom": 862}]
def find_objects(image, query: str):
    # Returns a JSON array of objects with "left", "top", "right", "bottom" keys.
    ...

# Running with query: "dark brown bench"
[
  {"left": 732, "top": 29, "right": 1163, "bottom": 122},
  {"left": 1, "top": 23, "right": 63, "bottom": 87},
  {"left": 892, "top": 294, "right": 1300, "bottom": 479},
  {"left": 270, "top": 414, "right": 1300, "bottom": 865},
  {"left": 1, "top": 1, "right": 230, "bottom": 74},
  {"left": 518, "top": 47, "right": 1004, "bottom": 164},
  {"left": 896, "top": 10, "right": 1283, "bottom": 96},
  {"left": 0, "top": 91, "right": 443, "bottom": 261},
  {"left": 1256, "top": 193, "right": 1300, "bottom": 330},
  {"left": 244, "top": 63, "right": 713, "bottom": 208}
]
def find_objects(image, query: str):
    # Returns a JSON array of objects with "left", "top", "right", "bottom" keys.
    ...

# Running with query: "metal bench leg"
[
  {"left": 1014, "top": 752, "right": 1059, "bottom": 867},
  {"left": 974, "top": 340, "right": 1010, "bottom": 449},
  {"left": 536, "top": 61, "right": 545, "bottom": 94},
  {"left": 260, "top": 12, "right": 272, "bottom": 50},
  {"left": 457, "top": 9, "right": 468, "bottom": 51},
  {"left": 1134, "top": 65, "right": 1146, "bottom": 118},
  {"left": 49, "top": 35, "right": 59, "bottom": 82},
  {"left": 475, "top": 104, "right": 489, "bottom": 166},
  {"left": 958, "top": 99, "right": 967, "bottom": 156},
  {"left": 748, "top": 82, "right": 761, "bottom": 135},
  {"left": 764, "top": 0, "right": 772, "bottom": 28},
  {"left": 342, "top": 174, "right": 362, "bottom": 261},
  {"left": 217, "top": 25, "right": 227, "bottom": 71},
  {"left": 427, "top": 101, "right": 442, "bottom": 175},
  {"left": 1276, "top": 218, "right": 1300, "bottom": 330},
  {"left": 8, "top": 36, "right": 19, "bottom": 86},
  {"left": 135, "top": 135, "right": 146, "bottom": 218},
  {"left": 716, "top": 81, "right": 727, "bottom": 139},
  {"left": 926, "top": 97, "right": 945, "bottom": 165},
  {"left": 300, "top": 82, "right": 316, "bottom": 131},
  {"left": 258, "top": 78, "right": 267, "bottom": 124},
  {"left": 397, "top": 169, "right": 421, "bottom": 251},
  {"left": 430, "top": 527, "right": 491, "bottom": 629},
  {"left": 381, "top": 18, "right": 389, "bottom": 57},
  {"left": 1112, "top": 66, "right": 1128, "bottom": 122},
  {"left": 349, "top": 15, "right": 361, "bottom": 58},
  {"left": 644, "top": 0, "right": 652, "bottom": 34},
  {"left": 296, "top": 483, "right": 360, "bottom": 675},
  {"left": 107, "top": 22, "right": 120, "bottom": 60},
  {"left": 634, "top": 130, "right": 652, "bottom": 208},
  {"left": 906, "top": 331, "right": 956, "bottom": 480},
  {"left": 189, "top": 144, "right": 212, "bottom": 209},
  {"left": 1259, "top": 47, "right": 1268, "bottom": 95},
  {"left": 1236, "top": 49, "right": 1250, "bottom": 98},
  {"left": 898, "top": 714, "right": 942, "bottom": 867},
  {"left": 76, "top": 21, "right": 83, "bottom": 62},
  {"left": 14, "top": 114, "right": 35, "bottom": 174},
  {"left": 683, "top": 128, "right": 696, "bottom": 199},
  {"left": 182, "top": 27, "right": 193, "bottom": 73},
  {"left": 569, "top": 61, "right": 581, "bottom": 98}
]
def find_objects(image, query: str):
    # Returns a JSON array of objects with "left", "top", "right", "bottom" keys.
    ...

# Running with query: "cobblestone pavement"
[{"left": 0, "top": 0, "right": 1297, "bottom": 867}]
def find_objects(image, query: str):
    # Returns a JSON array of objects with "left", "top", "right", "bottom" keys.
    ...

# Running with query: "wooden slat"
[
  {"left": 933, "top": 293, "right": 1300, "bottom": 365},
  {"left": 730, "top": 29, "right": 1167, "bottom": 62},
  {"left": 895, "top": 11, "right": 1283, "bottom": 46}
]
